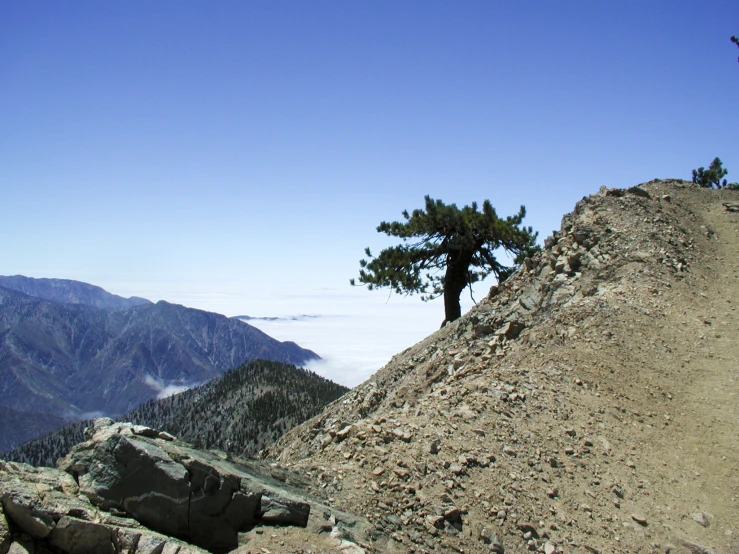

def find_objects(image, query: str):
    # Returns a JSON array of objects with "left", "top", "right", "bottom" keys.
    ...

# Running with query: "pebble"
[{"left": 691, "top": 512, "right": 710, "bottom": 528}]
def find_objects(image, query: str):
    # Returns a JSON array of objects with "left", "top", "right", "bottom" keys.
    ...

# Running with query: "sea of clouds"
[{"left": 111, "top": 282, "right": 491, "bottom": 390}]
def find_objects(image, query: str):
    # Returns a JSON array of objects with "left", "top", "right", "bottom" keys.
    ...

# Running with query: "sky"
[{"left": 1, "top": 1, "right": 738, "bottom": 387}]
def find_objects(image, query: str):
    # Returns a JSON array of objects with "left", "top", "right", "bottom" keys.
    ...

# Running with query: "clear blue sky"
[{"left": 2, "top": 1, "right": 738, "bottom": 311}]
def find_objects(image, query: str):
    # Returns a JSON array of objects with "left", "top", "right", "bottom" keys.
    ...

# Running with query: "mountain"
[
  {"left": 263, "top": 180, "right": 739, "bottom": 554},
  {"left": 0, "top": 275, "right": 152, "bottom": 310},
  {"left": 0, "top": 285, "right": 320, "bottom": 449},
  {"left": 0, "top": 406, "right": 69, "bottom": 452},
  {"left": 3, "top": 359, "right": 349, "bottom": 467}
]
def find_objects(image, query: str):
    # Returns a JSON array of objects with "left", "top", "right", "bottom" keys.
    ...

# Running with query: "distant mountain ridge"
[
  {"left": 0, "top": 277, "right": 320, "bottom": 450},
  {"left": 0, "top": 275, "right": 152, "bottom": 310}
]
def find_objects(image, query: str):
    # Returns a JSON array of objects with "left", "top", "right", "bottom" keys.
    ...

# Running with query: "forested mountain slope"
[
  {"left": 3, "top": 359, "right": 348, "bottom": 467},
  {"left": 0, "top": 406, "right": 69, "bottom": 452}
]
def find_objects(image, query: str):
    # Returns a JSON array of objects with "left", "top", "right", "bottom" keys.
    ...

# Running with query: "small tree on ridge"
[
  {"left": 351, "top": 196, "right": 539, "bottom": 326},
  {"left": 692, "top": 157, "right": 729, "bottom": 189}
]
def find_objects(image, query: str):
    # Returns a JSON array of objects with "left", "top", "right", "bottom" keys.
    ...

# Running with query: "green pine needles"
[
  {"left": 692, "top": 157, "right": 730, "bottom": 189},
  {"left": 351, "top": 196, "right": 539, "bottom": 325}
]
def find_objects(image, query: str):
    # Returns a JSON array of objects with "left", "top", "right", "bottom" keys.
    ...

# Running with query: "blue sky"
[{"left": 2, "top": 2, "right": 738, "bottom": 384}]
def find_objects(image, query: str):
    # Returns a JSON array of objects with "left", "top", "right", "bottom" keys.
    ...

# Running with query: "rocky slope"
[
  {"left": 0, "top": 419, "right": 378, "bottom": 554},
  {"left": 0, "top": 275, "right": 151, "bottom": 310},
  {"left": 5, "top": 360, "right": 349, "bottom": 467},
  {"left": 0, "top": 288, "right": 319, "bottom": 449},
  {"left": 265, "top": 180, "right": 739, "bottom": 553}
]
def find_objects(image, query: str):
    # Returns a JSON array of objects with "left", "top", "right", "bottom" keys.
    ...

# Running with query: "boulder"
[
  {"left": 0, "top": 458, "right": 209, "bottom": 554},
  {"left": 1, "top": 421, "right": 379, "bottom": 553},
  {"left": 54, "top": 419, "right": 375, "bottom": 552}
]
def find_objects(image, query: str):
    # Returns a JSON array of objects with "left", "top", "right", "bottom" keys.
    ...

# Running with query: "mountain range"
[
  {"left": 0, "top": 276, "right": 320, "bottom": 450},
  {"left": 0, "top": 275, "right": 152, "bottom": 310}
]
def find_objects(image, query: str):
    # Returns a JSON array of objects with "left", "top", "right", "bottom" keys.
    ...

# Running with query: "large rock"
[
  {"left": 55, "top": 419, "right": 374, "bottom": 552},
  {"left": 0, "top": 459, "right": 207, "bottom": 554}
]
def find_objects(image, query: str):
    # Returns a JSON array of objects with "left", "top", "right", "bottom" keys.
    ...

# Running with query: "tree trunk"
[{"left": 441, "top": 251, "right": 473, "bottom": 326}]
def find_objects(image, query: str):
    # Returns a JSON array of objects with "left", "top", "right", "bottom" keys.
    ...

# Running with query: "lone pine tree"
[{"left": 351, "top": 196, "right": 539, "bottom": 325}]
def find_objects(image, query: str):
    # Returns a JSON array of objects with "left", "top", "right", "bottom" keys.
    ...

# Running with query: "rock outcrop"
[{"left": 1, "top": 419, "right": 380, "bottom": 553}]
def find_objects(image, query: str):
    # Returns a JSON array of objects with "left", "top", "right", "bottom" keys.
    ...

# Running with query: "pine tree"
[
  {"left": 692, "top": 157, "right": 729, "bottom": 189},
  {"left": 351, "top": 196, "right": 539, "bottom": 325}
]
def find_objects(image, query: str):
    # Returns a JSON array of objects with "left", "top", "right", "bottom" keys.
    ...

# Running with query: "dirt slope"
[{"left": 265, "top": 180, "right": 739, "bottom": 554}]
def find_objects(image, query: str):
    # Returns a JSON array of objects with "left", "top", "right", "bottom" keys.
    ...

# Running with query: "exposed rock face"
[
  {"left": 0, "top": 457, "right": 208, "bottom": 554},
  {"left": 267, "top": 181, "right": 739, "bottom": 553},
  {"left": 1, "top": 419, "right": 379, "bottom": 553}
]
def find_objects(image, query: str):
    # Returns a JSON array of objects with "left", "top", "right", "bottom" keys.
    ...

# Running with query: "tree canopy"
[
  {"left": 350, "top": 196, "right": 539, "bottom": 325},
  {"left": 692, "top": 157, "right": 729, "bottom": 189}
]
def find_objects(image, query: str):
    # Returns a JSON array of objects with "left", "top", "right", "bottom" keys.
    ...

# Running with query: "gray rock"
[
  {"left": 497, "top": 321, "right": 525, "bottom": 340},
  {"left": 691, "top": 511, "right": 709, "bottom": 528},
  {"left": 58, "top": 420, "right": 311, "bottom": 551},
  {"left": 671, "top": 536, "right": 717, "bottom": 554},
  {"left": 0, "top": 473, "right": 55, "bottom": 539},
  {"left": 60, "top": 425, "right": 191, "bottom": 538},
  {"left": 48, "top": 516, "right": 116, "bottom": 554},
  {"left": 7, "top": 543, "right": 32, "bottom": 554},
  {"left": 0, "top": 457, "right": 211, "bottom": 554},
  {"left": 517, "top": 286, "right": 541, "bottom": 312},
  {"left": 55, "top": 420, "right": 380, "bottom": 551},
  {"left": 260, "top": 492, "right": 310, "bottom": 526},
  {"left": 3, "top": 420, "right": 380, "bottom": 552}
]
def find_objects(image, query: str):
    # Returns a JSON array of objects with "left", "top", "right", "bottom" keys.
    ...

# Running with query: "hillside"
[
  {"left": 0, "top": 275, "right": 151, "bottom": 310},
  {"left": 3, "top": 359, "right": 348, "bottom": 467},
  {"left": 0, "top": 406, "right": 69, "bottom": 452},
  {"left": 265, "top": 180, "right": 739, "bottom": 554}
]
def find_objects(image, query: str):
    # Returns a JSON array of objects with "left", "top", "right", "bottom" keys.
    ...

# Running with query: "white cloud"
[
  {"left": 144, "top": 375, "right": 199, "bottom": 399},
  {"left": 242, "top": 291, "right": 456, "bottom": 388}
]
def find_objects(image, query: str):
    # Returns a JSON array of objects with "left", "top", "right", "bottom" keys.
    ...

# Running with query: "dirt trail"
[{"left": 648, "top": 197, "right": 739, "bottom": 551}]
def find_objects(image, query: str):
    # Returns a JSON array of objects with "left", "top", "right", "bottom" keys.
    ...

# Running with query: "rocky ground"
[
  {"left": 266, "top": 180, "right": 739, "bottom": 553},
  {"left": 1, "top": 419, "right": 378, "bottom": 554}
]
